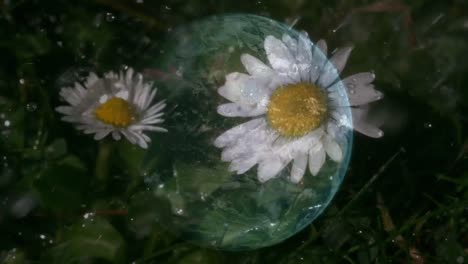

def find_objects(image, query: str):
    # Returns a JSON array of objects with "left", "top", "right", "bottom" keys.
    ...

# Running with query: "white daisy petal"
[
  {"left": 282, "top": 34, "right": 298, "bottom": 55},
  {"left": 264, "top": 35, "right": 299, "bottom": 81},
  {"left": 290, "top": 153, "right": 308, "bottom": 183},
  {"left": 218, "top": 72, "right": 250, "bottom": 102},
  {"left": 229, "top": 156, "right": 258, "bottom": 174},
  {"left": 130, "top": 125, "right": 168, "bottom": 132},
  {"left": 85, "top": 72, "right": 100, "bottom": 87},
  {"left": 125, "top": 67, "right": 134, "bottom": 86},
  {"left": 318, "top": 60, "right": 339, "bottom": 89},
  {"left": 132, "top": 132, "right": 148, "bottom": 149},
  {"left": 308, "top": 143, "right": 326, "bottom": 176},
  {"left": 55, "top": 106, "right": 73, "bottom": 115},
  {"left": 145, "top": 100, "right": 166, "bottom": 117},
  {"left": 329, "top": 47, "right": 353, "bottom": 75},
  {"left": 323, "top": 135, "right": 343, "bottom": 162},
  {"left": 217, "top": 103, "right": 265, "bottom": 117},
  {"left": 316, "top": 39, "right": 327, "bottom": 55},
  {"left": 142, "top": 88, "right": 157, "bottom": 110},
  {"left": 112, "top": 131, "right": 121, "bottom": 140},
  {"left": 352, "top": 108, "right": 384, "bottom": 138},
  {"left": 241, "top": 54, "right": 272, "bottom": 76},
  {"left": 309, "top": 40, "right": 328, "bottom": 83},
  {"left": 258, "top": 157, "right": 288, "bottom": 183},
  {"left": 296, "top": 32, "right": 313, "bottom": 81},
  {"left": 94, "top": 129, "right": 112, "bottom": 140},
  {"left": 214, "top": 118, "right": 264, "bottom": 148},
  {"left": 342, "top": 73, "right": 383, "bottom": 106}
]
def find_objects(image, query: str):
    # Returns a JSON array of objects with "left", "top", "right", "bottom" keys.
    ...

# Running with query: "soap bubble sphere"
[{"left": 142, "top": 14, "right": 353, "bottom": 250}]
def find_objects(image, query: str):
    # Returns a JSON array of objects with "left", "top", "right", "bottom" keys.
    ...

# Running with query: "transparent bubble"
[{"left": 142, "top": 14, "right": 353, "bottom": 250}]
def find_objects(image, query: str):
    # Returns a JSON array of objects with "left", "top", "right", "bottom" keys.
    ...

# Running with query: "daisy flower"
[
  {"left": 214, "top": 33, "right": 383, "bottom": 183},
  {"left": 56, "top": 68, "right": 167, "bottom": 149}
]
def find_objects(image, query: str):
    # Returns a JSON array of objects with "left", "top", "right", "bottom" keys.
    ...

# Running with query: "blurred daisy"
[
  {"left": 214, "top": 33, "right": 383, "bottom": 183},
  {"left": 56, "top": 68, "right": 167, "bottom": 149}
]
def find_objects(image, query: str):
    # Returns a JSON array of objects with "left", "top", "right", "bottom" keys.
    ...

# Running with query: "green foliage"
[
  {"left": 34, "top": 155, "right": 88, "bottom": 211},
  {"left": 47, "top": 217, "right": 126, "bottom": 264},
  {"left": 1, "top": 0, "right": 467, "bottom": 263}
]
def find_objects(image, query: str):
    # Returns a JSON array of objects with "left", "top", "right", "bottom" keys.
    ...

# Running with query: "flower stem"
[{"left": 95, "top": 140, "right": 112, "bottom": 182}]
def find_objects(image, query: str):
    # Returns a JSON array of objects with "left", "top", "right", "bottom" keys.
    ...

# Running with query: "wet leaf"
[
  {"left": 33, "top": 156, "right": 88, "bottom": 211},
  {"left": 47, "top": 217, "right": 125, "bottom": 264}
]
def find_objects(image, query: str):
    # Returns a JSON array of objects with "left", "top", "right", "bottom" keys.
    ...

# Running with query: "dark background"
[{"left": 0, "top": 0, "right": 467, "bottom": 263}]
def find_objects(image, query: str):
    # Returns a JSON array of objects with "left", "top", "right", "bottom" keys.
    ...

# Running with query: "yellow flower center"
[
  {"left": 95, "top": 97, "right": 135, "bottom": 127},
  {"left": 267, "top": 82, "right": 328, "bottom": 137}
]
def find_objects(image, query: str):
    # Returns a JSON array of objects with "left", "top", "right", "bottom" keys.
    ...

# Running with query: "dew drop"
[
  {"left": 26, "top": 103, "right": 37, "bottom": 112},
  {"left": 105, "top": 12, "right": 115, "bottom": 22}
]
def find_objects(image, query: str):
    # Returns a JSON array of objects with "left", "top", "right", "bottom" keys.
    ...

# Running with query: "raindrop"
[
  {"left": 349, "top": 89, "right": 355, "bottom": 94},
  {"left": 105, "top": 12, "right": 115, "bottom": 22},
  {"left": 4, "top": 120, "right": 10, "bottom": 127},
  {"left": 424, "top": 122, "right": 432, "bottom": 128},
  {"left": 19, "top": 79, "right": 25, "bottom": 85},
  {"left": 39, "top": 234, "right": 46, "bottom": 239},
  {"left": 456, "top": 256, "right": 464, "bottom": 264},
  {"left": 26, "top": 103, "right": 37, "bottom": 112},
  {"left": 83, "top": 212, "right": 94, "bottom": 219},
  {"left": 176, "top": 66, "right": 183, "bottom": 77}
]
